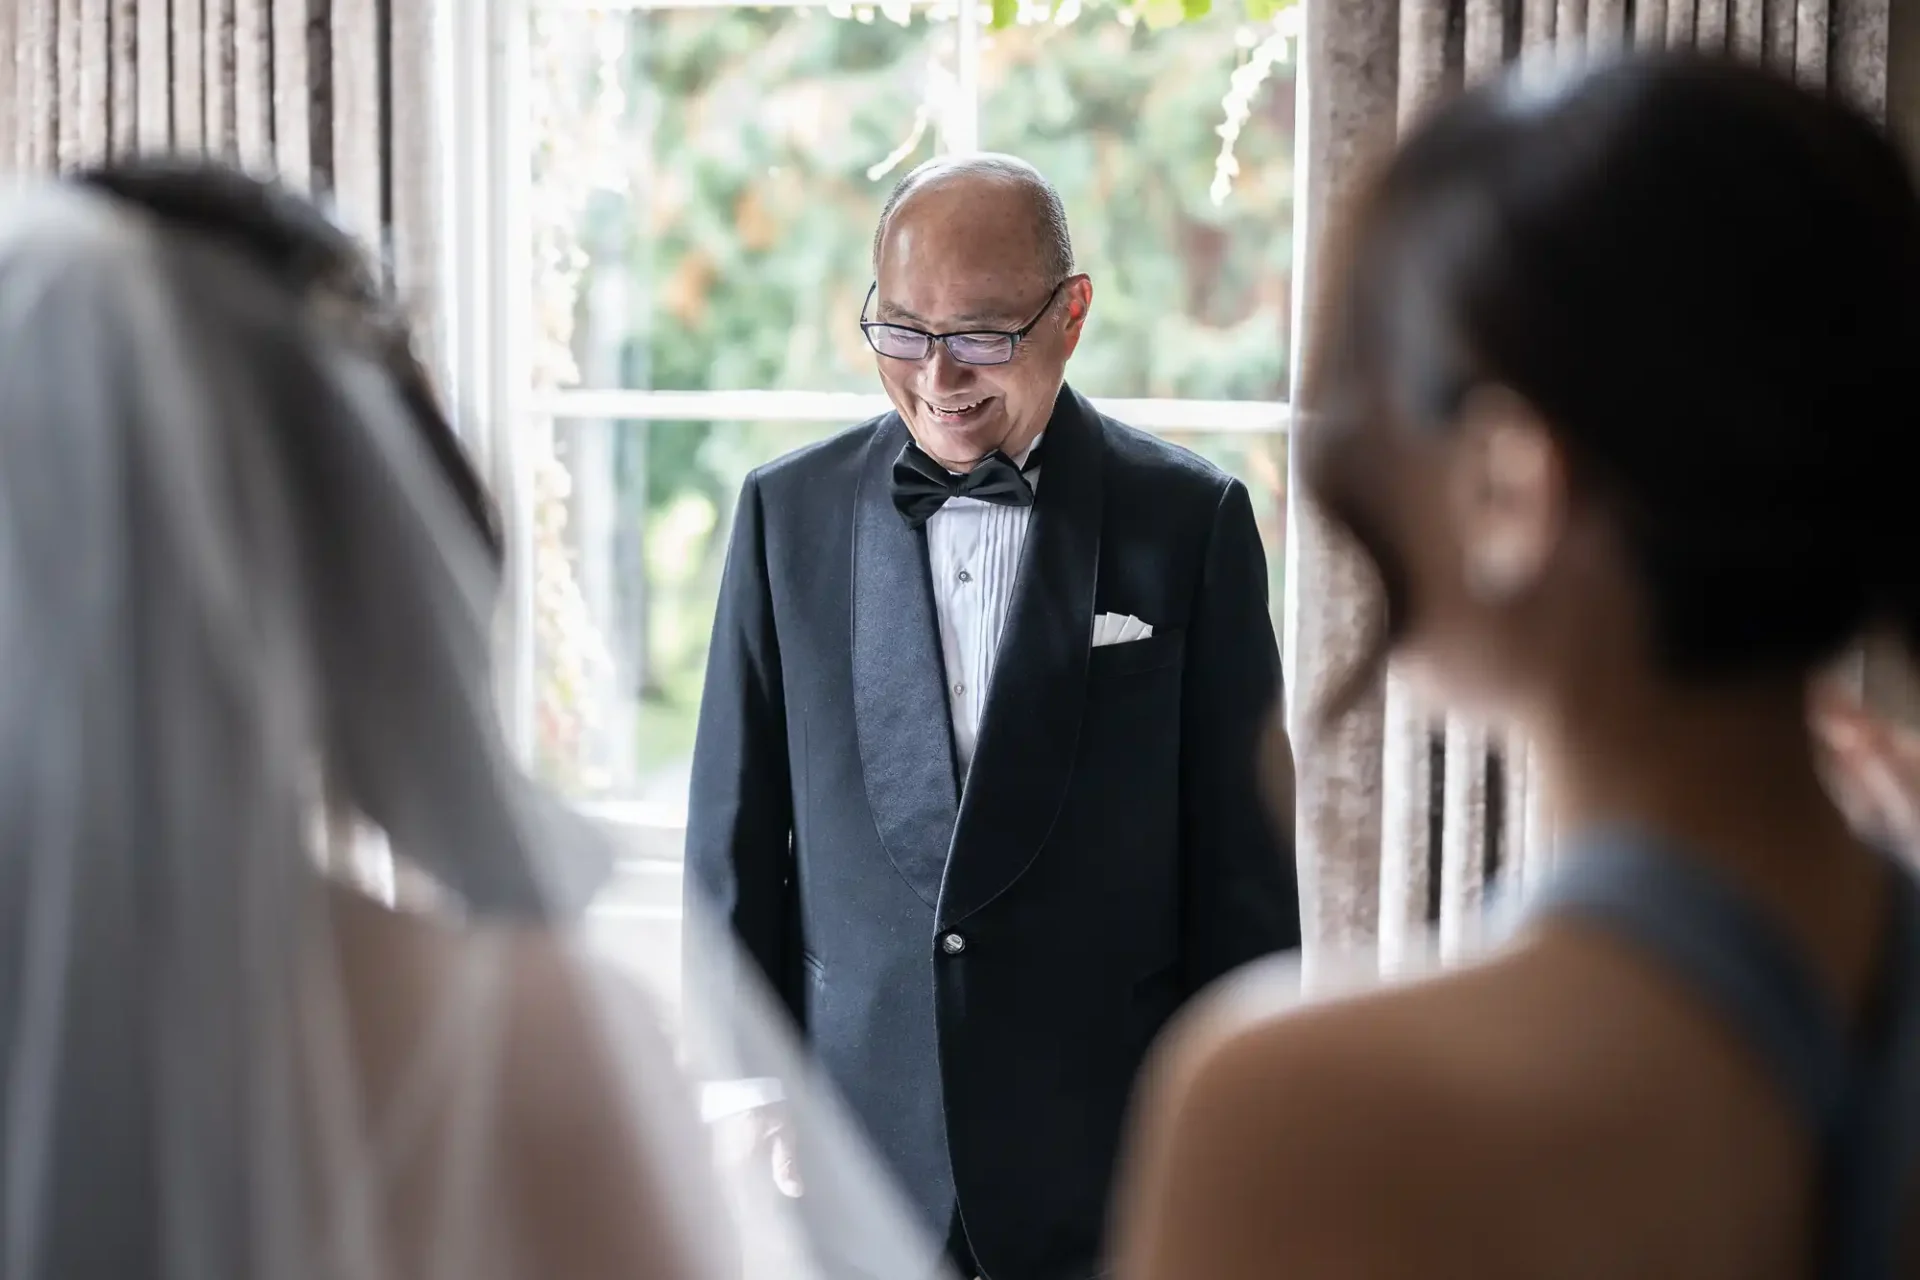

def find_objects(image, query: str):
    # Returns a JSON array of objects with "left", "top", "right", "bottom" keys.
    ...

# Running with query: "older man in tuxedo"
[{"left": 685, "top": 153, "right": 1299, "bottom": 1280}]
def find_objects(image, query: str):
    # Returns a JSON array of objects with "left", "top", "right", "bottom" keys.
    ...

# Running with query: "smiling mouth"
[{"left": 923, "top": 397, "right": 991, "bottom": 424}]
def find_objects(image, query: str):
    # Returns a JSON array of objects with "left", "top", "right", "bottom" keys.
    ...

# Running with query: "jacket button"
[{"left": 941, "top": 932, "right": 967, "bottom": 955}]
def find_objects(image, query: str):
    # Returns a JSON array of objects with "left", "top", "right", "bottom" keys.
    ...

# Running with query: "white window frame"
[
  {"left": 530, "top": 389, "right": 1291, "bottom": 433},
  {"left": 438, "top": 0, "right": 538, "bottom": 752},
  {"left": 442, "top": 0, "right": 1296, "bottom": 850}
]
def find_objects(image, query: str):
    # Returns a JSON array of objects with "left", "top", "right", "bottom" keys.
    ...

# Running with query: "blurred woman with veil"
[
  {"left": 1116, "top": 55, "right": 1920, "bottom": 1280},
  {"left": 0, "top": 163, "right": 948, "bottom": 1280}
]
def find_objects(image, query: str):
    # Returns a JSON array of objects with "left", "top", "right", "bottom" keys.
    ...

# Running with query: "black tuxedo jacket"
[{"left": 685, "top": 386, "right": 1300, "bottom": 1279}]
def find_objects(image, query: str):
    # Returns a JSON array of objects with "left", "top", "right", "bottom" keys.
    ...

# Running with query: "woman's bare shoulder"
[
  {"left": 326, "top": 883, "right": 724, "bottom": 1279},
  {"left": 489, "top": 925, "right": 734, "bottom": 1279},
  {"left": 1114, "top": 950, "right": 1562, "bottom": 1280},
  {"left": 1163, "top": 950, "right": 1532, "bottom": 1135},
  {"left": 323, "top": 882, "right": 663, "bottom": 1151}
]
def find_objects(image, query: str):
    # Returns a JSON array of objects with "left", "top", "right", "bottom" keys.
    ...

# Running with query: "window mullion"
[
  {"left": 951, "top": 0, "right": 981, "bottom": 153},
  {"left": 457, "top": 0, "right": 537, "bottom": 764},
  {"left": 535, "top": 387, "right": 1292, "bottom": 433}
]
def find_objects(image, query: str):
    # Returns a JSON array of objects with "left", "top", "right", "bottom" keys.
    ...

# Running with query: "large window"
[{"left": 511, "top": 0, "right": 1298, "bottom": 879}]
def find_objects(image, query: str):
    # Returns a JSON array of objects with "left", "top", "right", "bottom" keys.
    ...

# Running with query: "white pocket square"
[{"left": 1092, "top": 612, "right": 1154, "bottom": 647}]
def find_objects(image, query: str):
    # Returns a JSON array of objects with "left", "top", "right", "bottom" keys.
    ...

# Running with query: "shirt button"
[
  {"left": 957, "top": 569, "right": 972, "bottom": 583},
  {"left": 941, "top": 933, "right": 967, "bottom": 955},
  {"left": 953, "top": 683, "right": 966, "bottom": 697}
]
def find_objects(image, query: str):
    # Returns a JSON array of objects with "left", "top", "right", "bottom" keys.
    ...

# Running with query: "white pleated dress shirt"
[{"left": 923, "top": 439, "right": 1041, "bottom": 776}]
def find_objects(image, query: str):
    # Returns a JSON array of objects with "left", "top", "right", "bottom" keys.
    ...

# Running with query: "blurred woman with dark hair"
[{"left": 1116, "top": 57, "right": 1920, "bottom": 1280}]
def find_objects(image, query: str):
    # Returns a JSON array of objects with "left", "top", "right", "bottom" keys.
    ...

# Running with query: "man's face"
[{"left": 869, "top": 182, "right": 1090, "bottom": 472}]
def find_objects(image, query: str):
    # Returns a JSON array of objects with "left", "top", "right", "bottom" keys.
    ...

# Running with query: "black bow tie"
[{"left": 891, "top": 440, "right": 1040, "bottom": 530}]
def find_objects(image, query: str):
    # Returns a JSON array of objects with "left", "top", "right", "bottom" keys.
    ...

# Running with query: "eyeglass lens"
[{"left": 864, "top": 326, "right": 1016, "bottom": 366}]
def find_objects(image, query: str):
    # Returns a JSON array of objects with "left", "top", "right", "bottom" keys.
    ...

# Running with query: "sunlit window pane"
[
  {"left": 534, "top": 418, "right": 847, "bottom": 798},
  {"left": 545, "top": 4, "right": 957, "bottom": 394},
  {"left": 979, "top": 11, "right": 1295, "bottom": 400}
]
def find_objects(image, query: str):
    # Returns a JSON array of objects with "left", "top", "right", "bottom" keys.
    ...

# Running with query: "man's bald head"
[
  {"left": 865, "top": 153, "right": 1090, "bottom": 473},
  {"left": 871, "top": 153, "right": 1075, "bottom": 284}
]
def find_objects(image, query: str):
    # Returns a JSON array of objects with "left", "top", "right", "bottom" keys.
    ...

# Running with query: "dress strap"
[
  {"left": 1526, "top": 832, "right": 1853, "bottom": 1136},
  {"left": 1825, "top": 871, "right": 1920, "bottom": 1278},
  {"left": 1523, "top": 831, "right": 1920, "bottom": 1278}
]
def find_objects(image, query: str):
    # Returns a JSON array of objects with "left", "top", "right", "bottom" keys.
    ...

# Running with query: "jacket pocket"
[{"left": 1086, "top": 628, "right": 1185, "bottom": 679}]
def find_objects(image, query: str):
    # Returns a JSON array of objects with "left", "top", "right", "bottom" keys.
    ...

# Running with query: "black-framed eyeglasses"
[{"left": 859, "top": 280, "right": 1067, "bottom": 366}]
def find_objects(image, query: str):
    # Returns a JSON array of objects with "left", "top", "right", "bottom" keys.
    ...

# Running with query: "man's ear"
[
  {"left": 1447, "top": 387, "right": 1566, "bottom": 604},
  {"left": 1061, "top": 275, "right": 1093, "bottom": 357}
]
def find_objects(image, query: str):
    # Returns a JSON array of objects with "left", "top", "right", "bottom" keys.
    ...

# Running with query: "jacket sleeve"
[
  {"left": 683, "top": 472, "right": 799, "bottom": 1027},
  {"left": 1178, "top": 477, "right": 1301, "bottom": 995}
]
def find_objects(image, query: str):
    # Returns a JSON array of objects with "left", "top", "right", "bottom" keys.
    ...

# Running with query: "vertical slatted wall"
[{"left": 0, "top": 0, "right": 439, "bottom": 313}]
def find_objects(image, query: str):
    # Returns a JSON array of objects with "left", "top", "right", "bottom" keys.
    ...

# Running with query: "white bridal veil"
[{"left": 0, "top": 180, "right": 947, "bottom": 1280}]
